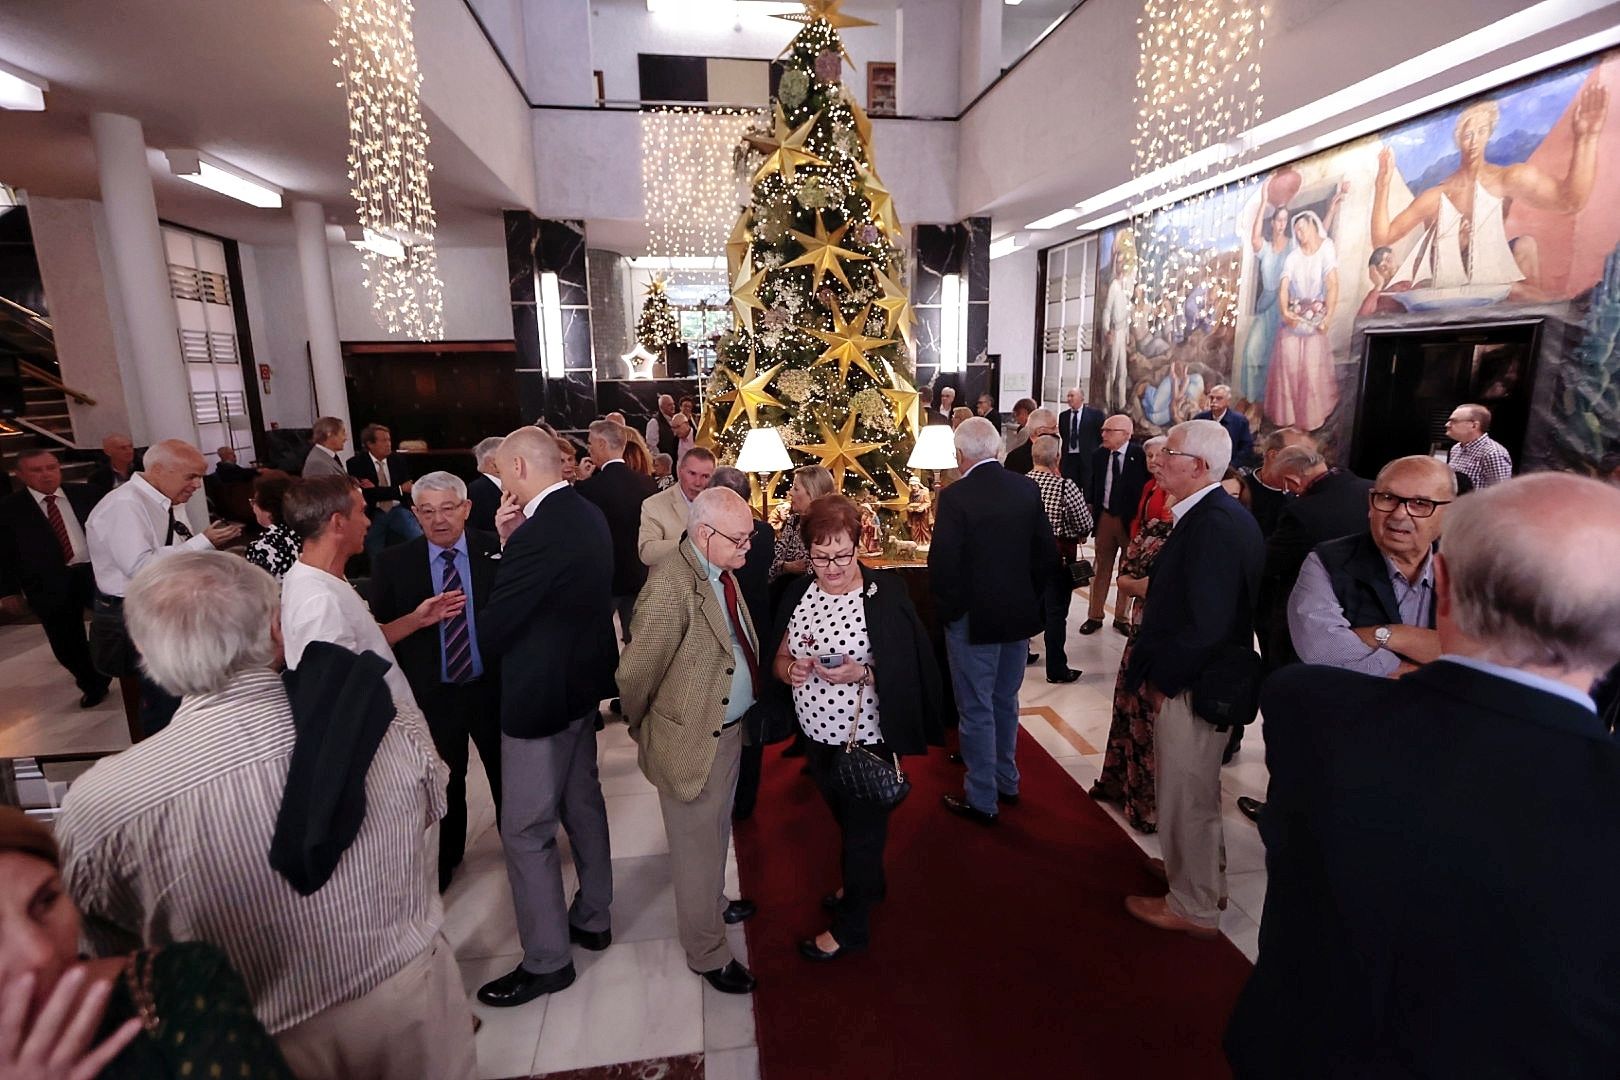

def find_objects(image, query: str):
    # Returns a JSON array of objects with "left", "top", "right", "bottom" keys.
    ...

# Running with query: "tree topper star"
[
  {"left": 804, "top": 304, "right": 888, "bottom": 383},
  {"left": 783, "top": 212, "right": 871, "bottom": 295},
  {"left": 792, "top": 412, "right": 884, "bottom": 490},
  {"left": 772, "top": 0, "right": 877, "bottom": 29}
]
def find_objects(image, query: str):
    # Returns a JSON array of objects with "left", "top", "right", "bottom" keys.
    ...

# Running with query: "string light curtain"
[
  {"left": 641, "top": 107, "right": 762, "bottom": 261},
  {"left": 332, "top": 0, "right": 444, "bottom": 340},
  {"left": 1128, "top": 0, "right": 1265, "bottom": 336}
]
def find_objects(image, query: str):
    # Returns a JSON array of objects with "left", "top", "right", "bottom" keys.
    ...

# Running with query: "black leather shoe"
[
  {"left": 1113, "top": 618, "right": 1132, "bottom": 635},
  {"left": 477, "top": 963, "right": 576, "bottom": 1007},
  {"left": 947, "top": 752, "right": 964, "bottom": 765},
  {"left": 609, "top": 697, "right": 622, "bottom": 714},
  {"left": 942, "top": 794, "right": 997, "bottom": 825},
  {"left": 722, "top": 899, "right": 756, "bottom": 925},
  {"left": 997, "top": 791, "right": 1020, "bottom": 807},
  {"left": 1078, "top": 619, "right": 1103, "bottom": 635},
  {"left": 799, "top": 935, "right": 865, "bottom": 962},
  {"left": 1046, "top": 668, "right": 1082, "bottom": 684},
  {"left": 1026, "top": 652, "right": 1040, "bottom": 666},
  {"left": 79, "top": 684, "right": 110, "bottom": 709},
  {"left": 698, "top": 960, "right": 756, "bottom": 995},
  {"left": 569, "top": 924, "right": 612, "bottom": 951},
  {"left": 1237, "top": 796, "right": 1265, "bottom": 823}
]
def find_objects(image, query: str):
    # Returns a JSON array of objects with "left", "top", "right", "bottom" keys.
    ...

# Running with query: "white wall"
[
  {"left": 328, "top": 244, "right": 513, "bottom": 342},
  {"left": 988, "top": 246, "right": 1037, "bottom": 408},
  {"left": 896, "top": 0, "right": 961, "bottom": 117},
  {"left": 238, "top": 243, "right": 316, "bottom": 431}
]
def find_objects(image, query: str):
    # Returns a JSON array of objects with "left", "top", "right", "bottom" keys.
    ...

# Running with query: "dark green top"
[{"left": 97, "top": 941, "right": 294, "bottom": 1080}]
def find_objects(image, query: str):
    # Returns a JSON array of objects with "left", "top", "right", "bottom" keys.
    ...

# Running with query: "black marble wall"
[
  {"left": 911, "top": 217, "right": 989, "bottom": 398},
  {"left": 504, "top": 212, "right": 598, "bottom": 430}
]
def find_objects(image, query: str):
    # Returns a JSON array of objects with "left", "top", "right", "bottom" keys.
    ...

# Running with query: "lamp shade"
[
  {"left": 735, "top": 427, "right": 794, "bottom": 473},
  {"left": 906, "top": 425, "right": 958, "bottom": 470}
]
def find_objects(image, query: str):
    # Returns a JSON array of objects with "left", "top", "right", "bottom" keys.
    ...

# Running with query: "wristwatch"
[{"left": 1373, "top": 626, "right": 1392, "bottom": 648}]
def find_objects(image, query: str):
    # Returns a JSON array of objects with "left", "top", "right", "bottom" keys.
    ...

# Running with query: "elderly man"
[
  {"left": 1195, "top": 384, "right": 1254, "bottom": 468},
  {"left": 86, "top": 438, "right": 240, "bottom": 738},
  {"left": 1227, "top": 473, "right": 1620, "bottom": 1077},
  {"left": 86, "top": 432, "right": 137, "bottom": 499},
  {"left": 930, "top": 418, "right": 1061, "bottom": 825},
  {"left": 468, "top": 435, "right": 506, "bottom": 533},
  {"left": 578, "top": 419, "right": 659, "bottom": 643},
  {"left": 1005, "top": 406, "right": 1057, "bottom": 475},
  {"left": 1029, "top": 436, "right": 1093, "bottom": 684},
  {"left": 639, "top": 446, "right": 716, "bottom": 566},
  {"left": 56, "top": 552, "right": 473, "bottom": 1079},
  {"left": 1083, "top": 414, "right": 1148, "bottom": 635},
  {"left": 646, "top": 394, "right": 680, "bottom": 459},
  {"left": 1239, "top": 427, "right": 1314, "bottom": 537},
  {"left": 0, "top": 449, "right": 108, "bottom": 707},
  {"left": 476, "top": 428, "right": 617, "bottom": 1006},
  {"left": 211, "top": 444, "right": 258, "bottom": 484},
  {"left": 301, "top": 417, "right": 349, "bottom": 478},
  {"left": 1123, "top": 419, "right": 1264, "bottom": 938},
  {"left": 369, "top": 471, "right": 504, "bottom": 891},
  {"left": 1445, "top": 402, "right": 1513, "bottom": 488},
  {"left": 670, "top": 412, "right": 697, "bottom": 461},
  {"left": 1058, "top": 386, "right": 1105, "bottom": 491},
  {"left": 652, "top": 452, "right": 674, "bottom": 490},
  {"left": 617, "top": 487, "right": 760, "bottom": 994}
]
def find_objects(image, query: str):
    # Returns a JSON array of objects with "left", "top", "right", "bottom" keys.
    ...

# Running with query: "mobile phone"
[{"left": 817, "top": 653, "right": 846, "bottom": 668}]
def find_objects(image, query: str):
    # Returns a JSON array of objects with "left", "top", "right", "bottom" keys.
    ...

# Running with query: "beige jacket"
[
  {"left": 617, "top": 539, "right": 757, "bottom": 802},
  {"left": 637, "top": 483, "right": 690, "bottom": 566}
]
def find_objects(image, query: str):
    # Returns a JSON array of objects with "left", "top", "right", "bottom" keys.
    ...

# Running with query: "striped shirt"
[
  {"left": 1030, "top": 468, "right": 1094, "bottom": 540},
  {"left": 57, "top": 669, "right": 448, "bottom": 1034}
]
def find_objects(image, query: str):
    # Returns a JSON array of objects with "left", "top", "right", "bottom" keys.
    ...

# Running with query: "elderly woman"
[
  {"left": 0, "top": 807, "right": 294, "bottom": 1078},
  {"left": 769, "top": 465, "right": 836, "bottom": 582},
  {"left": 245, "top": 474, "right": 300, "bottom": 579},
  {"left": 771, "top": 495, "right": 943, "bottom": 960}
]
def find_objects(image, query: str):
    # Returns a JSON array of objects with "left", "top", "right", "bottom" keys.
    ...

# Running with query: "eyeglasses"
[
  {"left": 1369, "top": 491, "right": 1451, "bottom": 518},
  {"left": 1445, "top": 417, "right": 1475, "bottom": 426},
  {"left": 1160, "top": 448, "right": 1203, "bottom": 463},
  {"left": 414, "top": 501, "right": 468, "bottom": 519},
  {"left": 704, "top": 525, "right": 752, "bottom": 548},
  {"left": 808, "top": 550, "right": 856, "bottom": 569}
]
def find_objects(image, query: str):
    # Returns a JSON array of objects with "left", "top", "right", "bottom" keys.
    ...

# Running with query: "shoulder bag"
[{"left": 829, "top": 682, "right": 910, "bottom": 809}]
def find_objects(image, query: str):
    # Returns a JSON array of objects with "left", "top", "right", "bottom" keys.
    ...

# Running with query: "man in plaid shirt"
[
  {"left": 1030, "top": 435, "right": 1093, "bottom": 684},
  {"left": 1445, "top": 404, "right": 1513, "bottom": 488}
]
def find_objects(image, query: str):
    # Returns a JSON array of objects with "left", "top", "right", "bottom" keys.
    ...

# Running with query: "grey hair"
[
  {"left": 1441, "top": 473, "right": 1620, "bottom": 672},
  {"left": 311, "top": 416, "right": 345, "bottom": 444},
  {"left": 653, "top": 453, "right": 673, "bottom": 470},
  {"left": 954, "top": 417, "right": 1002, "bottom": 464},
  {"left": 1271, "top": 445, "right": 1325, "bottom": 477},
  {"left": 411, "top": 470, "right": 466, "bottom": 501},
  {"left": 1031, "top": 434, "right": 1062, "bottom": 468},
  {"left": 1210, "top": 384, "right": 1232, "bottom": 397},
  {"left": 707, "top": 466, "right": 752, "bottom": 499},
  {"left": 1143, "top": 435, "right": 1168, "bottom": 452},
  {"left": 473, "top": 437, "right": 505, "bottom": 470},
  {"left": 1376, "top": 454, "right": 1458, "bottom": 497},
  {"left": 588, "top": 419, "right": 628, "bottom": 453},
  {"left": 125, "top": 551, "right": 280, "bottom": 697},
  {"left": 1169, "top": 418, "right": 1232, "bottom": 477},
  {"left": 141, "top": 439, "right": 202, "bottom": 473},
  {"left": 282, "top": 475, "right": 360, "bottom": 541},
  {"left": 1027, "top": 407, "right": 1057, "bottom": 430},
  {"left": 689, "top": 486, "right": 749, "bottom": 532},
  {"left": 679, "top": 446, "right": 717, "bottom": 468}
]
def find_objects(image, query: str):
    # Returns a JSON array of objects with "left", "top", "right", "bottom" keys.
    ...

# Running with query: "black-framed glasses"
[
  {"left": 808, "top": 549, "right": 856, "bottom": 569},
  {"left": 1369, "top": 490, "right": 1451, "bottom": 518},
  {"left": 703, "top": 524, "right": 753, "bottom": 548}
]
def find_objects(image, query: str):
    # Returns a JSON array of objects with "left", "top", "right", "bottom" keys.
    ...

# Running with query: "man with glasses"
[
  {"left": 1445, "top": 403, "right": 1513, "bottom": 488},
  {"left": 1082, "top": 414, "right": 1148, "bottom": 635},
  {"left": 616, "top": 487, "right": 761, "bottom": 997}
]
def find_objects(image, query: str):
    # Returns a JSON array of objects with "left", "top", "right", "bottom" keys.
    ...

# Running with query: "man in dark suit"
[
  {"left": 1057, "top": 386, "right": 1105, "bottom": 492},
  {"left": 348, "top": 423, "right": 421, "bottom": 556},
  {"left": 1194, "top": 384, "right": 1254, "bottom": 468},
  {"left": 475, "top": 428, "right": 617, "bottom": 1006},
  {"left": 209, "top": 445, "right": 258, "bottom": 484},
  {"left": 1123, "top": 419, "right": 1263, "bottom": 939},
  {"left": 929, "top": 418, "right": 1061, "bottom": 825},
  {"left": 576, "top": 419, "right": 658, "bottom": 643},
  {"left": 468, "top": 437, "right": 505, "bottom": 535},
  {"left": 1082, "top": 414, "right": 1149, "bottom": 634},
  {"left": 1227, "top": 472, "right": 1620, "bottom": 1078},
  {"left": 0, "top": 450, "right": 109, "bottom": 707},
  {"left": 1004, "top": 407, "right": 1057, "bottom": 475},
  {"left": 84, "top": 432, "right": 139, "bottom": 500},
  {"left": 368, "top": 471, "right": 503, "bottom": 892}
]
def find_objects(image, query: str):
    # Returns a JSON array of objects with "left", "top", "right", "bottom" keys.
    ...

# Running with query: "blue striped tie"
[{"left": 440, "top": 550, "right": 474, "bottom": 683}]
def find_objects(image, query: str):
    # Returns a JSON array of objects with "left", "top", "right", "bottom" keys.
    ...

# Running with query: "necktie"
[
  {"left": 1108, "top": 450, "right": 1123, "bottom": 511},
  {"left": 376, "top": 458, "right": 390, "bottom": 488},
  {"left": 720, "top": 571, "right": 759, "bottom": 694},
  {"left": 440, "top": 549, "right": 474, "bottom": 683},
  {"left": 43, "top": 495, "right": 74, "bottom": 563},
  {"left": 166, "top": 508, "right": 192, "bottom": 545}
]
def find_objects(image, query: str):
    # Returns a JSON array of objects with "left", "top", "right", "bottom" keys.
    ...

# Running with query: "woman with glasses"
[
  {"left": 768, "top": 465, "right": 835, "bottom": 582},
  {"left": 244, "top": 474, "right": 300, "bottom": 580},
  {"left": 770, "top": 495, "right": 943, "bottom": 960}
]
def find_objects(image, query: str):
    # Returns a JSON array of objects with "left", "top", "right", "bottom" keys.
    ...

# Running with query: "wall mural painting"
[{"left": 1088, "top": 48, "right": 1620, "bottom": 474}]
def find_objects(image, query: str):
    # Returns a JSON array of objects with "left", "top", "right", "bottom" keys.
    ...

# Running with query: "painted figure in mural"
[
  {"left": 1101, "top": 252, "right": 1136, "bottom": 411},
  {"left": 1371, "top": 81, "right": 1609, "bottom": 301},
  {"left": 1266, "top": 211, "right": 1341, "bottom": 430},
  {"left": 1139, "top": 360, "right": 1207, "bottom": 429},
  {"left": 1357, "top": 245, "right": 1413, "bottom": 316},
  {"left": 1239, "top": 205, "right": 1295, "bottom": 402}
]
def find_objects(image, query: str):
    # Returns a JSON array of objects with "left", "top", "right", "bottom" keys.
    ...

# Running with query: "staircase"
[{"left": 0, "top": 295, "right": 93, "bottom": 481}]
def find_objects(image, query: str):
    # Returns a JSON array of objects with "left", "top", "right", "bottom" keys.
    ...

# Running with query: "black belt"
[{"left": 93, "top": 592, "right": 124, "bottom": 610}]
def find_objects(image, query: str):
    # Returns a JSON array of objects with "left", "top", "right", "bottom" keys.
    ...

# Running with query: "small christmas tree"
[
  {"left": 701, "top": 0, "right": 919, "bottom": 519},
  {"left": 635, "top": 277, "right": 679, "bottom": 352}
]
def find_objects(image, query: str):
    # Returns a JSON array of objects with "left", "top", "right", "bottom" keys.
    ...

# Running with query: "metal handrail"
[
  {"left": 0, "top": 295, "right": 53, "bottom": 342},
  {"left": 0, "top": 417, "right": 78, "bottom": 451},
  {"left": 17, "top": 360, "right": 95, "bottom": 406}
]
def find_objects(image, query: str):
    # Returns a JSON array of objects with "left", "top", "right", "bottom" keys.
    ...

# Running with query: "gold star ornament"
[
  {"left": 783, "top": 212, "right": 871, "bottom": 294},
  {"left": 804, "top": 304, "right": 888, "bottom": 383},
  {"left": 726, "top": 218, "right": 754, "bottom": 283},
  {"left": 773, "top": 0, "right": 877, "bottom": 29},
  {"left": 792, "top": 412, "right": 884, "bottom": 489},
  {"left": 880, "top": 466, "right": 915, "bottom": 514},
  {"left": 730, "top": 261, "right": 769, "bottom": 329},
  {"left": 870, "top": 267, "right": 916, "bottom": 351},
  {"left": 747, "top": 104, "right": 826, "bottom": 185},
  {"left": 879, "top": 361, "right": 921, "bottom": 435},
  {"left": 720, "top": 347, "right": 785, "bottom": 432},
  {"left": 859, "top": 165, "right": 902, "bottom": 240}
]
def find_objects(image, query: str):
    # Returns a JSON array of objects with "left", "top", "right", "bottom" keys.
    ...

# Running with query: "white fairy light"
[{"left": 642, "top": 107, "right": 761, "bottom": 262}]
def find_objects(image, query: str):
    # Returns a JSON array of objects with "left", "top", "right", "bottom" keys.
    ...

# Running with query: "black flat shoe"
[
  {"left": 79, "top": 684, "right": 110, "bottom": 709},
  {"left": 1113, "top": 618, "right": 1132, "bottom": 636},
  {"left": 698, "top": 960, "right": 756, "bottom": 995},
  {"left": 1078, "top": 619, "right": 1103, "bottom": 635},
  {"left": 942, "top": 794, "right": 997, "bottom": 826},
  {"left": 997, "top": 791, "right": 1020, "bottom": 807},
  {"left": 1026, "top": 652, "right": 1040, "bottom": 666},
  {"left": 1237, "top": 796, "right": 1265, "bottom": 823},
  {"left": 569, "top": 924, "right": 612, "bottom": 951},
  {"left": 722, "top": 899, "right": 757, "bottom": 925},
  {"left": 477, "top": 962, "right": 576, "bottom": 1007},
  {"left": 1046, "top": 668, "right": 1082, "bottom": 684},
  {"left": 799, "top": 935, "right": 865, "bottom": 962}
]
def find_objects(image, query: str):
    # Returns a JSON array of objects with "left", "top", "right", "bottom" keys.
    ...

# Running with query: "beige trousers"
[
  {"left": 1088, "top": 512, "right": 1129, "bottom": 620},
  {"left": 274, "top": 933, "right": 476, "bottom": 1080},
  {"left": 1154, "top": 691, "right": 1228, "bottom": 927},
  {"left": 658, "top": 722, "right": 742, "bottom": 972}
]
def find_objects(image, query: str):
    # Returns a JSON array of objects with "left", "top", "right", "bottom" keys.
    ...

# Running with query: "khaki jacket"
[
  {"left": 617, "top": 539, "right": 757, "bottom": 802},
  {"left": 636, "top": 484, "right": 690, "bottom": 566}
]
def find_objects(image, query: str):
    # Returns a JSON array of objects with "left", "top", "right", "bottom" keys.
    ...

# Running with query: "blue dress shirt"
[
  {"left": 428, "top": 533, "right": 484, "bottom": 682},
  {"left": 694, "top": 546, "right": 756, "bottom": 725}
]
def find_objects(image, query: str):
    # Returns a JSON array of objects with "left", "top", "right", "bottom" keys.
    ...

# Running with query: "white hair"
[
  {"left": 1027, "top": 407, "right": 1057, "bottom": 430},
  {"left": 125, "top": 551, "right": 280, "bottom": 697},
  {"left": 954, "top": 417, "right": 1002, "bottom": 464},
  {"left": 411, "top": 470, "right": 467, "bottom": 501},
  {"left": 1170, "top": 418, "right": 1232, "bottom": 477},
  {"left": 1143, "top": 435, "right": 1168, "bottom": 451},
  {"left": 588, "top": 419, "right": 628, "bottom": 453},
  {"left": 1031, "top": 435, "right": 1062, "bottom": 468},
  {"left": 141, "top": 439, "right": 201, "bottom": 473},
  {"left": 1270, "top": 445, "right": 1324, "bottom": 477},
  {"left": 473, "top": 437, "right": 505, "bottom": 470}
]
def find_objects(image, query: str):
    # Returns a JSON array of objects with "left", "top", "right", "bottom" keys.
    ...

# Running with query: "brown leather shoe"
[
  {"left": 1124, "top": 895, "right": 1220, "bottom": 939},
  {"left": 1142, "top": 859, "right": 1227, "bottom": 909}
]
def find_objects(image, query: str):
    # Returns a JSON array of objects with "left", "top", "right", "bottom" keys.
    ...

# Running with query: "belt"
[{"left": 93, "top": 592, "right": 124, "bottom": 609}]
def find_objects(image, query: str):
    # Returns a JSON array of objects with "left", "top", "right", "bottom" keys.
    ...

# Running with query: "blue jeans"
[{"left": 945, "top": 616, "right": 1028, "bottom": 814}]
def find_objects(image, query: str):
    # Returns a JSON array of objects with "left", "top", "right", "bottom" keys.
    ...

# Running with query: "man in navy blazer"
[
  {"left": 1057, "top": 386, "right": 1105, "bottom": 492},
  {"left": 1227, "top": 473, "right": 1620, "bottom": 1078},
  {"left": 1194, "top": 384, "right": 1255, "bottom": 468},
  {"left": 1082, "top": 415, "right": 1149, "bottom": 634},
  {"left": 475, "top": 428, "right": 618, "bottom": 1007},
  {"left": 929, "top": 418, "right": 1061, "bottom": 825},
  {"left": 1123, "top": 419, "right": 1263, "bottom": 938}
]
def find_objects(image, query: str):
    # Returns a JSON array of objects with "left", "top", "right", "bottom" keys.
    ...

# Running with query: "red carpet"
[{"left": 734, "top": 729, "right": 1253, "bottom": 1079}]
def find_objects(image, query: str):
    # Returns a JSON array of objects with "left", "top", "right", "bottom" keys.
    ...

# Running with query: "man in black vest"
[{"left": 645, "top": 395, "right": 680, "bottom": 460}]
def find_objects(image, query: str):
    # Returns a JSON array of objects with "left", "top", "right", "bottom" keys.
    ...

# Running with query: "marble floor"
[{"left": 0, "top": 574, "right": 1271, "bottom": 1079}]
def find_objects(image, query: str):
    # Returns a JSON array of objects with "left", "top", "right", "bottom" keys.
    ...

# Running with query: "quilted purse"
[{"left": 829, "top": 683, "right": 910, "bottom": 809}]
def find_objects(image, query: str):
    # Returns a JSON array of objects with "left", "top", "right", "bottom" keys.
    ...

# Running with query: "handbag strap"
[{"left": 842, "top": 681, "right": 905, "bottom": 780}]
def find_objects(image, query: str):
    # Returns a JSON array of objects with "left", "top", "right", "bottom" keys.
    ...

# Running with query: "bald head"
[
  {"left": 689, "top": 487, "right": 753, "bottom": 571},
  {"left": 497, "top": 426, "right": 562, "bottom": 503},
  {"left": 102, "top": 433, "right": 135, "bottom": 473},
  {"left": 1100, "top": 414, "right": 1133, "bottom": 452}
]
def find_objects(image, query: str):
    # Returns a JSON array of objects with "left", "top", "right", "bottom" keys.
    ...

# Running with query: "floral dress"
[
  {"left": 244, "top": 523, "right": 300, "bottom": 580},
  {"left": 769, "top": 511, "right": 808, "bottom": 582}
]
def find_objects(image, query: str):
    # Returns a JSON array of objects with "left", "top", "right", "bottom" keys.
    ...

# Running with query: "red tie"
[
  {"left": 43, "top": 495, "right": 74, "bottom": 564},
  {"left": 720, "top": 572, "right": 760, "bottom": 694}
]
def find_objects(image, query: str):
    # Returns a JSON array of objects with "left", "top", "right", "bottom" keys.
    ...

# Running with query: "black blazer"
[
  {"left": 346, "top": 452, "right": 413, "bottom": 511},
  {"left": 1058, "top": 406, "right": 1105, "bottom": 488},
  {"left": 0, "top": 485, "right": 99, "bottom": 605},
  {"left": 1259, "top": 469, "right": 1374, "bottom": 653},
  {"left": 1196, "top": 407, "right": 1255, "bottom": 467},
  {"left": 575, "top": 461, "right": 659, "bottom": 596},
  {"left": 770, "top": 565, "right": 945, "bottom": 755},
  {"left": 467, "top": 475, "right": 502, "bottom": 535},
  {"left": 1086, "top": 442, "right": 1149, "bottom": 522},
  {"left": 736, "top": 518, "right": 775, "bottom": 635},
  {"left": 1125, "top": 487, "right": 1263, "bottom": 697},
  {"left": 368, "top": 529, "right": 501, "bottom": 712},
  {"left": 478, "top": 487, "right": 618, "bottom": 738},
  {"left": 1227, "top": 660, "right": 1620, "bottom": 1078},
  {"left": 1004, "top": 437, "right": 1034, "bottom": 475},
  {"left": 927, "top": 462, "right": 1059, "bottom": 644}
]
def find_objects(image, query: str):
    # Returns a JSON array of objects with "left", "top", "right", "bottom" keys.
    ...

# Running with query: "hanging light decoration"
[
  {"left": 332, "top": 0, "right": 444, "bottom": 340},
  {"left": 1128, "top": 0, "right": 1265, "bottom": 337},
  {"left": 641, "top": 107, "right": 762, "bottom": 268}
]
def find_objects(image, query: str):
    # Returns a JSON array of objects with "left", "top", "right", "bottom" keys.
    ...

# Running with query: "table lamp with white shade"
[
  {"left": 906, "top": 425, "right": 959, "bottom": 482},
  {"left": 735, "top": 427, "right": 794, "bottom": 518}
]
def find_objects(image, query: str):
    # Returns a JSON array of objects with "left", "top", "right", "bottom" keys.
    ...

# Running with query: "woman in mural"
[
  {"left": 1266, "top": 210, "right": 1340, "bottom": 430},
  {"left": 1239, "top": 204, "right": 1293, "bottom": 402}
]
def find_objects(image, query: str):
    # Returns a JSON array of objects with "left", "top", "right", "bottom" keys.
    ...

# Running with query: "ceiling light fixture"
[
  {"left": 164, "top": 150, "right": 283, "bottom": 208},
  {"left": 344, "top": 225, "right": 406, "bottom": 261},
  {"left": 989, "top": 234, "right": 1027, "bottom": 260},
  {"left": 0, "top": 59, "right": 48, "bottom": 112},
  {"left": 1024, "top": 207, "right": 1082, "bottom": 231}
]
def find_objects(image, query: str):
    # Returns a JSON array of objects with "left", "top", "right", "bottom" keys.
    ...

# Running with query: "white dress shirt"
[
  {"left": 522, "top": 479, "right": 570, "bottom": 519},
  {"left": 280, "top": 560, "right": 420, "bottom": 716},
  {"left": 28, "top": 487, "right": 88, "bottom": 564},
  {"left": 1168, "top": 480, "right": 1220, "bottom": 524},
  {"left": 372, "top": 454, "right": 398, "bottom": 512},
  {"left": 85, "top": 473, "right": 210, "bottom": 596}
]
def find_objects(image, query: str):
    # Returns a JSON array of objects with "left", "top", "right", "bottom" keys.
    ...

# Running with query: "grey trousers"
[
  {"left": 501, "top": 710, "right": 614, "bottom": 975},
  {"left": 1155, "top": 691, "right": 1228, "bottom": 927},
  {"left": 658, "top": 722, "right": 742, "bottom": 972}
]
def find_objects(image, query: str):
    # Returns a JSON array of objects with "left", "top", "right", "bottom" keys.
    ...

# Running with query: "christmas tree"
[
  {"left": 635, "top": 278, "right": 679, "bottom": 352},
  {"left": 700, "top": 0, "right": 919, "bottom": 519}
]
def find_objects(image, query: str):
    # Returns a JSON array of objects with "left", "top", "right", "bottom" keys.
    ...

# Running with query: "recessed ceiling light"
[{"left": 165, "top": 150, "right": 282, "bottom": 209}]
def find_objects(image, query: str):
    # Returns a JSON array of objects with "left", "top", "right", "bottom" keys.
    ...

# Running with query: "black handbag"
[{"left": 829, "top": 684, "right": 910, "bottom": 809}]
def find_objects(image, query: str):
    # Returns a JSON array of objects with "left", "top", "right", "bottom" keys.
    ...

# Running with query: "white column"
[
  {"left": 522, "top": 0, "right": 594, "bottom": 105},
  {"left": 88, "top": 112, "right": 197, "bottom": 448},
  {"left": 291, "top": 199, "right": 350, "bottom": 446},
  {"left": 960, "top": 0, "right": 1003, "bottom": 110}
]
